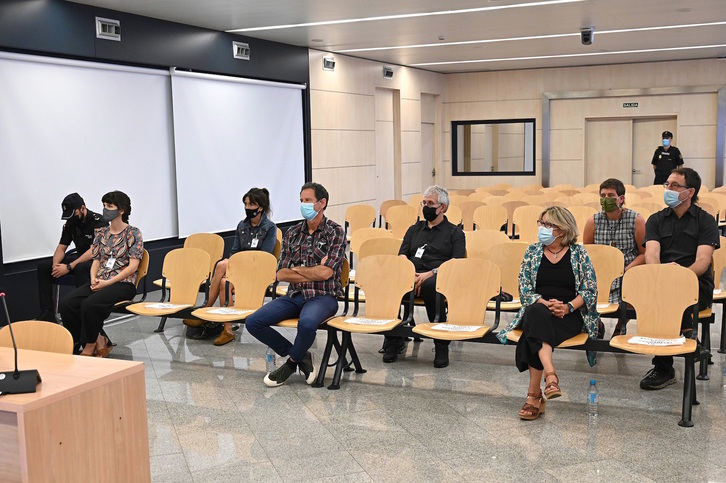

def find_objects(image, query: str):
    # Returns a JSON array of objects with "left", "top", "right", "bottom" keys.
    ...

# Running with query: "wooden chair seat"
[
  {"left": 192, "top": 251, "right": 277, "bottom": 323},
  {"left": 412, "top": 323, "right": 491, "bottom": 341},
  {"left": 327, "top": 316, "right": 403, "bottom": 334},
  {"left": 596, "top": 302, "right": 620, "bottom": 315},
  {"left": 506, "top": 329, "right": 588, "bottom": 348},
  {"left": 127, "top": 247, "right": 210, "bottom": 321},
  {"left": 486, "top": 299, "right": 521, "bottom": 311},
  {"left": 275, "top": 318, "right": 300, "bottom": 328},
  {"left": 610, "top": 336, "right": 697, "bottom": 356}
]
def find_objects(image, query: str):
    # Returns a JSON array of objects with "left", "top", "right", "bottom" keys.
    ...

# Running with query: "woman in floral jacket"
[{"left": 497, "top": 206, "right": 599, "bottom": 420}]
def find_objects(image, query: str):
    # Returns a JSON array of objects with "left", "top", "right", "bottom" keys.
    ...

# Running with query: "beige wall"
[
  {"left": 310, "top": 56, "right": 726, "bottom": 226},
  {"left": 309, "top": 50, "right": 445, "bottom": 227},
  {"left": 444, "top": 59, "right": 726, "bottom": 189}
]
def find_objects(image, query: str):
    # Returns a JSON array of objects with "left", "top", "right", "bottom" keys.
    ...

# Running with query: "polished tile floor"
[{"left": 104, "top": 305, "right": 726, "bottom": 483}]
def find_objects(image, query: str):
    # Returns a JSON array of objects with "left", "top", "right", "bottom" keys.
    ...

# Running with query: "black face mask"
[
  {"left": 422, "top": 205, "right": 440, "bottom": 222},
  {"left": 245, "top": 207, "right": 260, "bottom": 219}
]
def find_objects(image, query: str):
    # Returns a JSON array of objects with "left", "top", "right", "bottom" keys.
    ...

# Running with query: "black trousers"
[
  {"left": 59, "top": 282, "right": 136, "bottom": 346},
  {"left": 386, "top": 274, "right": 450, "bottom": 348},
  {"left": 36, "top": 256, "right": 93, "bottom": 312}
]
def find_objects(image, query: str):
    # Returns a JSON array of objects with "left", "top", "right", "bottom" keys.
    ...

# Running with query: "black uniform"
[
  {"left": 651, "top": 145, "right": 683, "bottom": 185},
  {"left": 37, "top": 210, "right": 108, "bottom": 313}
]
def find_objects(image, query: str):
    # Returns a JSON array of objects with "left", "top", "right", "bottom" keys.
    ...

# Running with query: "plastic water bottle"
[
  {"left": 265, "top": 347, "right": 276, "bottom": 373},
  {"left": 588, "top": 379, "right": 599, "bottom": 417}
]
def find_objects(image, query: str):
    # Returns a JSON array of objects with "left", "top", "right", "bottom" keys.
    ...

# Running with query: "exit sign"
[{"left": 623, "top": 102, "right": 639, "bottom": 108}]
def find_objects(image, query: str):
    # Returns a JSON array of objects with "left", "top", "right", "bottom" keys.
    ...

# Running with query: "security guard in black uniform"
[
  {"left": 36, "top": 193, "right": 107, "bottom": 322},
  {"left": 651, "top": 130, "right": 683, "bottom": 185}
]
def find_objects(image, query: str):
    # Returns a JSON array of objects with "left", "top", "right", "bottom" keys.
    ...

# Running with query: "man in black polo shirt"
[
  {"left": 36, "top": 193, "right": 107, "bottom": 322},
  {"left": 383, "top": 185, "right": 466, "bottom": 368},
  {"left": 651, "top": 131, "right": 683, "bottom": 185},
  {"left": 640, "top": 167, "right": 719, "bottom": 389}
]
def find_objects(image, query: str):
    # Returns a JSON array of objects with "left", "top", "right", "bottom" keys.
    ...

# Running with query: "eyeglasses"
[
  {"left": 663, "top": 182, "right": 690, "bottom": 191},
  {"left": 421, "top": 201, "right": 441, "bottom": 208},
  {"left": 537, "top": 220, "right": 559, "bottom": 229}
]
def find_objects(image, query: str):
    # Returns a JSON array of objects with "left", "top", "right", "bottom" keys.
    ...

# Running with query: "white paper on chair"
[
  {"left": 207, "top": 308, "right": 252, "bottom": 315},
  {"left": 145, "top": 303, "right": 188, "bottom": 310},
  {"left": 596, "top": 303, "right": 611, "bottom": 309},
  {"left": 430, "top": 324, "right": 480, "bottom": 332},
  {"left": 344, "top": 317, "right": 394, "bottom": 325},
  {"left": 714, "top": 289, "right": 723, "bottom": 295},
  {"left": 627, "top": 336, "right": 686, "bottom": 346}
]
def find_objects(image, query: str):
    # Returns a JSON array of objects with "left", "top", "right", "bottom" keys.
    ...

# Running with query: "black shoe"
[
  {"left": 264, "top": 360, "right": 296, "bottom": 387},
  {"left": 37, "top": 310, "right": 58, "bottom": 323},
  {"left": 383, "top": 339, "right": 405, "bottom": 363},
  {"left": 433, "top": 346, "right": 449, "bottom": 368},
  {"left": 298, "top": 351, "right": 317, "bottom": 385},
  {"left": 640, "top": 367, "right": 676, "bottom": 390}
]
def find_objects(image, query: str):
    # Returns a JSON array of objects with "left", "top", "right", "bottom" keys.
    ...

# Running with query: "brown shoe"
[
  {"left": 544, "top": 371, "right": 562, "bottom": 399},
  {"left": 519, "top": 391, "right": 546, "bottom": 420},
  {"left": 213, "top": 330, "right": 235, "bottom": 346},
  {"left": 183, "top": 318, "right": 205, "bottom": 328}
]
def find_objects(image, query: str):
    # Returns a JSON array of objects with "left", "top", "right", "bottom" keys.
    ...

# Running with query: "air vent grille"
[
  {"left": 96, "top": 17, "right": 120, "bottom": 41},
  {"left": 233, "top": 41, "right": 250, "bottom": 60}
]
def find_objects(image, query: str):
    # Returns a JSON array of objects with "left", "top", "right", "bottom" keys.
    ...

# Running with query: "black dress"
[{"left": 515, "top": 249, "right": 584, "bottom": 372}]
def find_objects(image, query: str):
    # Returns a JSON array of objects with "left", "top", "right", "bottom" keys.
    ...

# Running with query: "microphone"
[{"left": 0, "top": 292, "right": 41, "bottom": 395}]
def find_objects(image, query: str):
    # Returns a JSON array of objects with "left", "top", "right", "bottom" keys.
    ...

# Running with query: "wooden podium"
[{"left": 0, "top": 347, "right": 150, "bottom": 482}]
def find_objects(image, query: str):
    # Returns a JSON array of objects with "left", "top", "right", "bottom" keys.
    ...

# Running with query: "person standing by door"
[{"left": 651, "top": 131, "right": 683, "bottom": 185}]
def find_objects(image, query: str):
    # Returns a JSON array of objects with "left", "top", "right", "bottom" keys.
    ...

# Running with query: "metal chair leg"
[
  {"left": 154, "top": 316, "right": 168, "bottom": 333},
  {"left": 679, "top": 353, "right": 696, "bottom": 427},
  {"left": 328, "top": 332, "right": 351, "bottom": 390},
  {"left": 312, "top": 329, "right": 336, "bottom": 388},
  {"left": 346, "top": 338, "right": 367, "bottom": 374}
]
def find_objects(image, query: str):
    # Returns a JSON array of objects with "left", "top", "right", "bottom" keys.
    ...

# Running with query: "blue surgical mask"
[
  {"left": 538, "top": 226, "right": 557, "bottom": 246},
  {"left": 300, "top": 202, "right": 318, "bottom": 221},
  {"left": 662, "top": 139, "right": 670, "bottom": 148},
  {"left": 663, "top": 189, "right": 683, "bottom": 208}
]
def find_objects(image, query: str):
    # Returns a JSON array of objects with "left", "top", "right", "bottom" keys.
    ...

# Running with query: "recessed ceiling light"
[
  {"left": 226, "top": 0, "right": 584, "bottom": 33},
  {"left": 311, "top": 39, "right": 324, "bottom": 43},
  {"left": 677, "top": 8, "right": 692, "bottom": 13},
  {"left": 411, "top": 44, "right": 726, "bottom": 67}
]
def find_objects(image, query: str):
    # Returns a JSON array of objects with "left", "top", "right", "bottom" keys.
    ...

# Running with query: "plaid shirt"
[{"left": 278, "top": 216, "right": 346, "bottom": 299}]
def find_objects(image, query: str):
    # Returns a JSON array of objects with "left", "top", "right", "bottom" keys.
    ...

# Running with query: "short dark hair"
[
  {"left": 244, "top": 187, "right": 272, "bottom": 216},
  {"left": 599, "top": 178, "right": 625, "bottom": 197},
  {"left": 300, "top": 182, "right": 329, "bottom": 209},
  {"left": 101, "top": 190, "right": 132, "bottom": 222},
  {"left": 672, "top": 167, "right": 701, "bottom": 203}
]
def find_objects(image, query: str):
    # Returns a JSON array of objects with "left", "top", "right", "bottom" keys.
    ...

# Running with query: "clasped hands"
[
  {"left": 537, "top": 297, "right": 569, "bottom": 319},
  {"left": 413, "top": 270, "right": 434, "bottom": 296}
]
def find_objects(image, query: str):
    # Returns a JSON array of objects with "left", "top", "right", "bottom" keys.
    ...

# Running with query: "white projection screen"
[
  {"left": 170, "top": 70, "right": 307, "bottom": 237},
  {"left": 0, "top": 52, "right": 177, "bottom": 263}
]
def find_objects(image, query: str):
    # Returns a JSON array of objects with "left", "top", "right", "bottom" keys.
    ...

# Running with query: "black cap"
[
  {"left": 662, "top": 131, "right": 673, "bottom": 139},
  {"left": 61, "top": 193, "right": 85, "bottom": 220}
]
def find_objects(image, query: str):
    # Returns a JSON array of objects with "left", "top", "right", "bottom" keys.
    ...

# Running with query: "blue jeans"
[{"left": 245, "top": 292, "right": 339, "bottom": 362}]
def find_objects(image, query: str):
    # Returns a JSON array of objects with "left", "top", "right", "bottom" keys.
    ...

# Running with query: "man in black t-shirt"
[
  {"left": 651, "top": 130, "right": 683, "bottom": 185},
  {"left": 382, "top": 185, "right": 466, "bottom": 368},
  {"left": 36, "top": 193, "right": 107, "bottom": 322},
  {"left": 640, "top": 168, "right": 719, "bottom": 390}
]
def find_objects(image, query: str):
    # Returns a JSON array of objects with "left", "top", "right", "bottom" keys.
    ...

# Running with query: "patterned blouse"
[
  {"left": 592, "top": 208, "right": 639, "bottom": 303},
  {"left": 278, "top": 217, "right": 346, "bottom": 299},
  {"left": 497, "top": 243, "right": 600, "bottom": 345},
  {"left": 92, "top": 225, "right": 144, "bottom": 284}
]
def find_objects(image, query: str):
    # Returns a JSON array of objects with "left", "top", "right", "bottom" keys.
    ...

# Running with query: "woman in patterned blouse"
[
  {"left": 60, "top": 191, "right": 143, "bottom": 357},
  {"left": 497, "top": 206, "right": 599, "bottom": 420}
]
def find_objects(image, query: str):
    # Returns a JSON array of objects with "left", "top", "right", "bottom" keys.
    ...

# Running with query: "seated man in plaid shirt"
[{"left": 246, "top": 182, "right": 346, "bottom": 387}]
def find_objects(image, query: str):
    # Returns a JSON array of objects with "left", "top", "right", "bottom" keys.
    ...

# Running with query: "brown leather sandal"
[
  {"left": 519, "top": 391, "right": 545, "bottom": 420},
  {"left": 543, "top": 371, "right": 562, "bottom": 399}
]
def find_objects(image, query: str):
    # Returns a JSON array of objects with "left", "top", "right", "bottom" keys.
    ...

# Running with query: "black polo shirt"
[
  {"left": 651, "top": 145, "right": 683, "bottom": 185},
  {"left": 399, "top": 216, "right": 466, "bottom": 272},
  {"left": 59, "top": 209, "right": 108, "bottom": 254},
  {"left": 644, "top": 203, "right": 719, "bottom": 300}
]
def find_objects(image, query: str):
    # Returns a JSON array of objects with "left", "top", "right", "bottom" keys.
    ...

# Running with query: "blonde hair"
[{"left": 539, "top": 206, "right": 578, "bottom": 245}]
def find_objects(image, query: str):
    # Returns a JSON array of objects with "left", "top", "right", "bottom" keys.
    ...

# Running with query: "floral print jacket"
[{"left": 496, "top": 243, "right": 599, "bottom": 345}]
